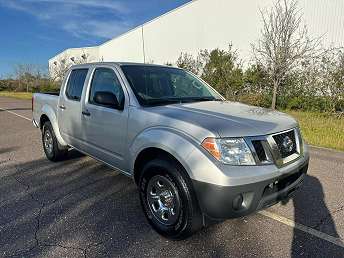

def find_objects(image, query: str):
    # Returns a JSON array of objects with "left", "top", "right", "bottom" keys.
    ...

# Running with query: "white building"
[{"left": 49, "top": 0, "right": 344, "bottom": 76}]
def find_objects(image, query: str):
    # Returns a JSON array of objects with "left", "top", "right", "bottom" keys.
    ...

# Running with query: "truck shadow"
[{"left": 290, "top": 175, "right": 343, "bottom": 257}]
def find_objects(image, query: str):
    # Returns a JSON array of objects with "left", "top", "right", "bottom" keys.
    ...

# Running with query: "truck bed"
[
  {"left": 32, "top": 92, "right": 59, "bottom": 127},
  {"left": 42, "top": 91, "right": 60, "bottom": 96}
]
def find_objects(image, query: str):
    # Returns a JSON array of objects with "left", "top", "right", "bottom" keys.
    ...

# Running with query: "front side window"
[
  {"left": 65, "top": 69, "right": 88, "bottom": 101},
  {"left": 121, "top": 65, "right": 222, "bottom": 106},
  {"left": 89, "top": 68, "right": 125, "bottom": 108}
]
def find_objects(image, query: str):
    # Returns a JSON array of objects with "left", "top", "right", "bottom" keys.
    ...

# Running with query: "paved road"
[{"left": 0, "top": 96, "right": 343, "bottom": 258}]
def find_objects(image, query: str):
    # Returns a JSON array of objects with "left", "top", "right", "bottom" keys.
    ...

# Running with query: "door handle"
[
  {"left": 82, "top": 111, "right": 91, "bottom": 116},
  {"left": 59, "top": 105, "right": 66, "bottom": 110}
]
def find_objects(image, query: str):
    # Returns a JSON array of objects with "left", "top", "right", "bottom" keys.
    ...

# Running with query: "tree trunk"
[{"left": 271, "top": 80, "right": 278, "bottom": 110}]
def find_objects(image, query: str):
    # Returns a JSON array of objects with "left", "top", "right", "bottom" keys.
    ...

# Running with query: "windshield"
[{"left": 121, "top": 65, "right": 223, "bottom": 106}]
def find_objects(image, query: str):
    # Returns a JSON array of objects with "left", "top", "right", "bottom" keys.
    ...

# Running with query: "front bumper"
[{"left": 192, "top": 157, "right": 309, "bottom": 219}]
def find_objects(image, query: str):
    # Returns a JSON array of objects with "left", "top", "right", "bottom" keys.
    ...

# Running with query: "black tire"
[
  {"left": 139, "top": 156, "right": 203, "bottom": 240},
  {"left": 42, "top": 121, "right": 68, "bottom": 162}
]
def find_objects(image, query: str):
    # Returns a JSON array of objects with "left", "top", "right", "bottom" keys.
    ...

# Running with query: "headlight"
[{"left": 201, "top": 137, "right": 256, "bottom": 165}]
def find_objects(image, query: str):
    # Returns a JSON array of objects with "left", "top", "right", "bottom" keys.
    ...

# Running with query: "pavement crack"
[{"left": 10, "top": 173, "right": 113, "bottom": 257}]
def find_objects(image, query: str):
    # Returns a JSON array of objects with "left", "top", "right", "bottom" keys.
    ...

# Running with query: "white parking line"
[
  {"left": 259, "top": 210, "right": 344, "bottom": 248},
  {"left": 0, "top": 107, "right": 31, "bottom": 121},
  {"left": 1, "top": 104, "right": 344, "bottom": 249}
]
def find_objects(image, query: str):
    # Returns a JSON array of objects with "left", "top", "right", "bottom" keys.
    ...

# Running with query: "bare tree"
[
  {"left": 252, "top": 0, "right": 320, "bottom": 109},
  {"left": 51, "top": 51, "right": 96, "bottom": 81},
  {"left": 51, "top": 55, "right": 71, "bottom": 82},
  {"left": 14, "top": 64, "right": 43, "bottom": 92}
]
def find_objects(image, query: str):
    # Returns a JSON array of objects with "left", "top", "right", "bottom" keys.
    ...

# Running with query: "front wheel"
[
  {"left": 42, "top": 121, "right": 68, "bottom": 162},
  {"left": 139, "top": 157, "right": 203, "bottom": 240}
]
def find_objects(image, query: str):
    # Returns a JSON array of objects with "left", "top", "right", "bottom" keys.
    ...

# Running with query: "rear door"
[
  {"left": 57, "top": 68, "right": 89, "bottom": 149},
  {"left": 80, "top": 66, "right": 129, "bottom": 171}
]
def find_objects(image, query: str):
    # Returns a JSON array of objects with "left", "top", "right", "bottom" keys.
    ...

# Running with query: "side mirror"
[{"left": 94, "top": 91, "right": 121, "bottom": 109}]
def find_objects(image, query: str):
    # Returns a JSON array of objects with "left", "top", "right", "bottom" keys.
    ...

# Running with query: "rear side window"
[
  {"left": 89, "top": 68, "right": 125, "bottom": 108},
  {"left": 65, "top": 69, "right": 88, "bottom": 101}
]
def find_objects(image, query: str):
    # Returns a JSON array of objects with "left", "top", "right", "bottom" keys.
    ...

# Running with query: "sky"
[{"left": 0, "top": 0, "right": 190, "bottom": 77}]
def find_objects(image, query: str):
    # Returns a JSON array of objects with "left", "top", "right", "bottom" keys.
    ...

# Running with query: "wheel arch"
[
  {"left": 39, "top": 105, "right": 67, "bottom": 147},
  {"left": 133, "top": 147, "right": 188, "bottom": 185},
  {"left": 39, "top": 114, "right": 50, "bottom": 130},
  {"left": 130, "top": 128, "right": 199, "bottom": 185}
]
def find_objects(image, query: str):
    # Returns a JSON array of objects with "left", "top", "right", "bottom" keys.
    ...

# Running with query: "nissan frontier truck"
[{"left": 32, "top": 63, "right": 309, "bottom": 239}]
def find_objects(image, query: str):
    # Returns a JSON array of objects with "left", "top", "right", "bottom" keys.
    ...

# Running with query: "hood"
[{"left": 150, "top": 101, "right": 298, "bottom": 138}]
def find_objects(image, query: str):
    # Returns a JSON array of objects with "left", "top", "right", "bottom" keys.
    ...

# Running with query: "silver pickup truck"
[{"left": 32, "top": 62, "right": 309, "bottom": 239}]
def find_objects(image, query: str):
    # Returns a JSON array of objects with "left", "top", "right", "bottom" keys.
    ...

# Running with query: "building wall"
[
  {"left": 301, "top": 0, "right": 344, "bottom": 47},
  {"left": 99, "top": 27, "right": 144, "bottom": 63},
  {"left": 142, "top": 0, "right": 274, "bottom": 65},
  {"left": 48, "top": 46, "right": 99, "bottom": 77},
  {"left": 49, "top": 0, "right": 344, "bottom": 76}
]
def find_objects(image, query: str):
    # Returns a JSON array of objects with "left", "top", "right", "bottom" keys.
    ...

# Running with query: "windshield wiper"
[
  {"left": 185, "top": 97, "right": 222, "bottom": 102},
  {"left": 144, "top": 97, "right": 223, "bottom": 106},
  {"left": 145, "top": 98, "right": 182, "bottom": 106}
]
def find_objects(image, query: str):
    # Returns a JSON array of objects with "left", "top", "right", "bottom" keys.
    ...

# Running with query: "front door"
[{"left": 80, "top": 66, "right": 129, "bottom": 171}]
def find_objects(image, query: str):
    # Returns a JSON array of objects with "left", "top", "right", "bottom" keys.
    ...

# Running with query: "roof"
[{"left": 69, "top": 62, "right": 178, "bottom": 69}]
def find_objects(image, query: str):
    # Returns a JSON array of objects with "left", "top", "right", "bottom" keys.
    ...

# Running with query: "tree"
[
  {"left": 13, "top": 64, "right": 44, "bottom": 92},
  {"left": 252, "top": 0, "right": 320, "bottom": 109},
  {"left": 51, "top": 55, "right": 71, "bottom": 82},
  {"left": 328, "top": 49, "right": 344, "bottom": 100},
  {"left": 51, "top": 50, "right": 96, "bottom": 81},
  {"left": 201, "top": 47, "right": 243, "bottom": 100},
  {"left": 176, "top": 52, "right": 202, "bottom": 75},
  {"left": 243, "top": 64, "right": 270, "bottom": 94}
]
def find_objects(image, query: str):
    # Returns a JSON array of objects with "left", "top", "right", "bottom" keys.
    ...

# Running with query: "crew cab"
[{"left": 32, "top": 62, "right": 309, "bottom": 239}]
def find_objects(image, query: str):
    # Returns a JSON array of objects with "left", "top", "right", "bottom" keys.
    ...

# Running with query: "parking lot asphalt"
[{"left": 0, "top": 96, "right": 343, "bottom": 258}]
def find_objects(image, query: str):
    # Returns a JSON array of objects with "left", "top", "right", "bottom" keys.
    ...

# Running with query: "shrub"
[
  {"left": 176, "top": 53, "right": 202, "bottom": 75},
  {"left": 200, "top": 46, "right": 244, "bottom": 100},
  {"left": 238, "top": 94, "right": 271, "bottom": 108}
]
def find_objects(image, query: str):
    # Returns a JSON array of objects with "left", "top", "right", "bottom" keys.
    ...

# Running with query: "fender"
[
  {"left": 129, "top": 127, "right": 211, "bottom": 181},
  {"left": 41, "top": 104, "right": 68, "bottom": 147}
]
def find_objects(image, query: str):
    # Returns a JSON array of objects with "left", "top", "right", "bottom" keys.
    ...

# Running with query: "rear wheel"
[
  {"left": 139, "top": 157, "right": 203, "bottom": 240},
  {"left": 42, "top": 121, "right": 68, "bottom": 161}
]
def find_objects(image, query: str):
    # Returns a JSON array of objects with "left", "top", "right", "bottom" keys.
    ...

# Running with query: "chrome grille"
[
  {"left": 246, "top": 128, "right": 302, "bottom": 167},
  {"left": 272, "top": 130, "right": 297, "bottom": 158},
  {"left": 251, "top": 140, "right": 268, "bottom": 162}
]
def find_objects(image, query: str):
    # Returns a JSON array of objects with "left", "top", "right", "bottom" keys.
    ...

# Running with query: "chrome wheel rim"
[
  {"left": 44, "top": 129, "right": 53, "bottom": 154},
  {"left": 146, "top": 175, "right": 181, "bottom": 226}
]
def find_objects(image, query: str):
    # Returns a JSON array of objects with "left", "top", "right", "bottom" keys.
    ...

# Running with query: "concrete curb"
[{"left": 309, "top": 145, "right": 344, "bottom": 153}]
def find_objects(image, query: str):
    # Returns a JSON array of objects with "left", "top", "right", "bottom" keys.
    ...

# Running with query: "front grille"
[
  {"left": 273, "top": 130, "right": 297, "bottom": 158},
  {"left": 246, "top": 128, "right": 301, "bottom": 166},
  {"left": 252, "top": 140, "right": 268, "bottom": 162}
]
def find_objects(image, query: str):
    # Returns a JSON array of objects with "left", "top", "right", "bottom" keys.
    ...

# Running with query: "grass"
[
  {"left": 0, "top": 91, "right": 33, "bottom": 100},
  {"left": 287, "top": 111, "right": 344, "bottom": 151}
]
